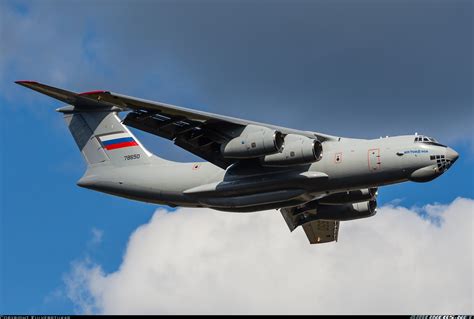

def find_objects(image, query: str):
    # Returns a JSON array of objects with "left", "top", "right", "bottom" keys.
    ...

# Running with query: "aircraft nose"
[{"left": 446, "top": 147, "right": 459, "bottom": 164}]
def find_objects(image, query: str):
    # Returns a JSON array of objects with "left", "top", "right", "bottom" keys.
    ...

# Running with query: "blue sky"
[{"left": 1, "top": 0, "right": 473, "bottom": 314}]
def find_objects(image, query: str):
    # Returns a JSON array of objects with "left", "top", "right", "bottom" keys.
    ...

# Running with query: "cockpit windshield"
[
  {"left": 414, "top": 136, "right": 437, "bottom": 143},
  {"left": 414, "top": 135, "right": 446, "bottom": 147}
]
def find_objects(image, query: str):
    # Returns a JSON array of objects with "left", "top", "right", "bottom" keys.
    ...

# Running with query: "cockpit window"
[{"left": 414, "top": 135, "right": 445, "bottom": 147}]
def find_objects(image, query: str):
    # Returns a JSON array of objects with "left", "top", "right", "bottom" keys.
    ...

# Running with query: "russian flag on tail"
[{"left": 99, "top": 133, "right": 138, "bottom": 150}]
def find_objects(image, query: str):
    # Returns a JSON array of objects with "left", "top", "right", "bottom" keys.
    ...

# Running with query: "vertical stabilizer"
[{"left": 61, "top": 107, "right": 152, "bottom": 166}]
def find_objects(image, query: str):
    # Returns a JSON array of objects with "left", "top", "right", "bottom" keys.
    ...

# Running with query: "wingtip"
[{"left": 15, "top": 80, "right": 39, "bottom": 85}]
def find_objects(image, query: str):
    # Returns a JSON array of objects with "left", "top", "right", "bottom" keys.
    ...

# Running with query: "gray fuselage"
[{"left": 78, "top": 134, "right": 458, "bottom": 212}]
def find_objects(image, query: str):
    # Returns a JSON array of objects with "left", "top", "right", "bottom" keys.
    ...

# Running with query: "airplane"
[{"left": 15, "top": 81, "right": 459, "bottom": 244}]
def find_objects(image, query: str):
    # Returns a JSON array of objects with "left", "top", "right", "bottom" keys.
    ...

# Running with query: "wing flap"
[{"left": 122, "top": 110, "right": 235, "bottom": 168}]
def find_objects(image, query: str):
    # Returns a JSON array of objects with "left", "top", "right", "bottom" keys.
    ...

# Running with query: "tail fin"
[
  {"left": 61, "top": 108, "right": 153, "bottom": 166},
  {"left": 14, "top": 80, "right": 159, "bottom": 167}
]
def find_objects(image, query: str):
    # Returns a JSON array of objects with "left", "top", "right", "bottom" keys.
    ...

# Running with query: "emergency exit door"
[{"left": 368, "top": 148, "right": 381, "bottom": 171}]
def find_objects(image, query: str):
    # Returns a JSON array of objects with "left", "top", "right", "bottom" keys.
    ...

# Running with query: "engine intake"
[
  {"left": 261, "top": 134, "right": 322, "bottom": 166},
  {"left": 221, "top": 125, "right": 284, "bottom": 158}
]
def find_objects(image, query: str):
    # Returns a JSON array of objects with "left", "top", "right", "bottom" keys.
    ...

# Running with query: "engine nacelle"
[
  {"left": 261, "top": 134, "right": 322, "bottom": 166},
  {"left": 292, "top": 199, "right": 377, "bottom": 227},
  {"left": 318, "top": 188, "right": 378, "bottom": 205},
  {"left": 315, "top": 200, "right": 377, "bottom": 221},
  {"left": 221, "top": 125, "right": 284, "bottom": 159}
]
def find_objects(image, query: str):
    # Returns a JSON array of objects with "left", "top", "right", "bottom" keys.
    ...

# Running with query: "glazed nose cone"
[{"left": 446, "top": 147, "right": 459, "bottom": 164}]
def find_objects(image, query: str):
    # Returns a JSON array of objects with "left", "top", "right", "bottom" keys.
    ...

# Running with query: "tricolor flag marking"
[{"left": 100, "top": 133, "right": 138, "bottom": 150}]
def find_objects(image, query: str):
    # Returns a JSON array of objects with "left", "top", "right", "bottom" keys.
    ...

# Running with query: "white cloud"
[
  {"left": 90, "top": 227, "right": 103, "bottom": 245},
  {"left": 66, "top": 198, "right": 473, "bottom": 314}
]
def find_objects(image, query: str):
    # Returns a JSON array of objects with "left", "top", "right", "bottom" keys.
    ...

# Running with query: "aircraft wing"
[
  {"left": 15, "top": 81, "right": 337, "bottom": 168},
  {"left": 302, "top": 220, "right": 339, "bottom": 244}
]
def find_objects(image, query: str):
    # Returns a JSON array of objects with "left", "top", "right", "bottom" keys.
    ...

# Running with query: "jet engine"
[
  {"left": 221, "top": 125, "right": 284, "bottom": 158},
  {"left": 314, "top": 200, "right": 377, "bottom": 221},
  {"left": 261, "top": 134, "right": 322, "bottom": 166},
  {"left": 318, "top": 188, "right": 378, "bottom": 205},
  {"left": 283, "top": 199, "right": 377, "bottom": 231}
]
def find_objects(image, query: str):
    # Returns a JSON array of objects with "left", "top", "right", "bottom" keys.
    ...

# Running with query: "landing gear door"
[{"left": 368, "top": 148, "right": 381, "bottom": 171}]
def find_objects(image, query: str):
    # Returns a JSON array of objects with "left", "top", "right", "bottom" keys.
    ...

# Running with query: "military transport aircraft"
[{"left": 16, "top": 81, "right": 459, "bottom": 244}]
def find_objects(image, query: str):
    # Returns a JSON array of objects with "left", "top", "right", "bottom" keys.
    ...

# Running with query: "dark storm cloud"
[{"left": 3, "top": 0, "right": 472, "bottom": 144}]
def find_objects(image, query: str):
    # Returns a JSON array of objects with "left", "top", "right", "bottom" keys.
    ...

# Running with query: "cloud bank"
[{"left": 65, "top": 198, "right": 473, "bottom": 314}]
